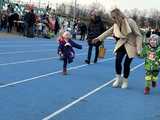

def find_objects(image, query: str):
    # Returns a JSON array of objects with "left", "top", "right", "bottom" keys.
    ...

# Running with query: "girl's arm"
[{"left": 69, "top": 40, "right": 82, "bottom": 49}]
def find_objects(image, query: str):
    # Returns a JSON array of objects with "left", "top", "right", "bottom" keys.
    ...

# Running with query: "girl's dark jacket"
[{"left": 58, "top": 39, "right": 82, "bottom": 63}]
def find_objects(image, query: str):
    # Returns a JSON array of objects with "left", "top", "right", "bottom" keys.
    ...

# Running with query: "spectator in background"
[
  {"left": 26, "top": 9, "right": 36, "bottom": 37},
  {"left": 85, "top": 10, "right": 105, "bottom": 64},
  {"left": 7, "top": 12, "right": 19, "bottom": 33},
  {"left": 152, "top": 28, "right": 160, "bottom": 36},
  {"left": 0, "top": 11, "right": 8, "bottom": 31},
  {"left": 146, "top": 27, "right": 152, "bottom": 38},
  {"left": 79, "top": 22, "right": 87, "bottom": 41},
  {"left": 54, "top": 16, "right": 60, "bottom": 35},
  {"left": 23, "top": 10, "right": 30, "bottom": 36},
  {"left": 72, "top": 19, "right": 78, "bottom": 39}
]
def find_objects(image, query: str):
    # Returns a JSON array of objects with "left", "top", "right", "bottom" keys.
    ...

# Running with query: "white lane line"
[
  {"left": 0, "top": 57, "right": 115, "bottom": 88},
  {"left": 0, "top": 49, "right": 113, "bottom": 66},
  {"left": 0, "top": 44, "right": 58, "bottom": 47},
  {"left": 0, "top": 49, "right": 56, "bottom": 55},
  {"left": 0, "top": 57, "right": 57, "bottom": 66},
  {"left": 0, "top": 42, "right": 114, "bottom": 47},
  {"left": 0, "top": 42, "right": 114, "bottom": 55},
  {"left": 0, "top": 47, "right": 89, "bottom": 55},
  {"left": 0, "top": 53, "right": 87, "bottom": 66},
  {"left": 42, "top": 62, "right": 144, "bottom": 120}
]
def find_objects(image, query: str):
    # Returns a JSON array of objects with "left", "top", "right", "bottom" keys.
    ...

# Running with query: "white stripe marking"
[
  {"left": 0, "top": 49, "right": 56, "bottom": 55},
  {"left": 0, "top": 57, "right": 115, "bottom": 88},
  {"left": 0, "top": 42, "right": 113, "bottom": 55},
  {"left": 42, "top": 62, "right": 144, "bottom": 120},
  {"left": 0, "top": 53, "right": 87, "bottom": 66},
  {"left": 0, "top": 49, "right": 113, "bottom": 66},
  {"left": 0, "top": 47, "right": 89, "bottom": 55},
  {"left": 0, "top": 44, "right": 58, "bottom": 47}
]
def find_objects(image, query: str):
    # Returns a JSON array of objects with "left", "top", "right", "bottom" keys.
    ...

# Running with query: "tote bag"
[{"left": 98, "top": 43, "right": 106, "bottom": 58}]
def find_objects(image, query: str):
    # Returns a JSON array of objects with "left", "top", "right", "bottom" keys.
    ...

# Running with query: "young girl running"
[{"left": 57, "top": 31, "right": 82, "bottom": 75}]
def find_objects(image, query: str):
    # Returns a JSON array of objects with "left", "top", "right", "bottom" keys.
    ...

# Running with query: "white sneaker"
[
  {"left": 121, "top": 78, "right": 128, "bottom": 89},
  {"left": 112, "top": 75, "right": 122, "bottom": 88}
]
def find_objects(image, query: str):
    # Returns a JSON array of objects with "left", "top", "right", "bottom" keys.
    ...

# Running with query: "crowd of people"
[
  {"left": 0, "top": 4, "right": 88, "bottom": 39},
  {"left": 0, "top": 6, "right": 60, "bottom": 38}
]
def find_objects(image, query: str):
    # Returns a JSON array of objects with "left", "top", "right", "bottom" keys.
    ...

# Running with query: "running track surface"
[{"left": 0, "top": 35, "right": 160, "bottom": 120}]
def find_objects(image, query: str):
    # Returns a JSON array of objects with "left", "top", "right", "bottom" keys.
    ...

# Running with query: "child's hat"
[
  {"left": 149, "top": 34, "right": 159, "bottom": 45},
  {"left": 150, "top": 34, "right": 159, "bottom": 38},
  {"left": 149, "top": 34, "right": 159, "bottom": 41}
]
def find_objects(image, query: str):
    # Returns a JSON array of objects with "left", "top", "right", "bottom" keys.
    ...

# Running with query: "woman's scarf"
[{"left": 113, "top": 18, "right": 132, "bottom": 39}]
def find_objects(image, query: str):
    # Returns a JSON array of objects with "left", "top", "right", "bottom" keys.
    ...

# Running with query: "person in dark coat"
[
  {"left": 78, "top": 22, "right": 87, "bottom": 41},
  {"left": 24, "top": 9, "right": 36, "bottom": 37},
  {"left": 152, "top": 28, "right": 160, "bottom": 36},
  {"left": 23, "top": 10, "right": 30, "bottom": 36},
  {"left": 146, "top": 28, "right": 152, "bottom": 38},
  {"left": 7, "top": 13, "right": 19, "bottom": 32},
  {"left": 85, "top": 10, "right": 105, "bottom": 64},
  {"left": 54, "top": 16, "right": 60, "bottom": 35},
  {"left": 0, "top": 13, "right": 7, "bottom": 30}
]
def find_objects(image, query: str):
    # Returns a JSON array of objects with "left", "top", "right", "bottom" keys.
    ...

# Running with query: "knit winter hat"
[
  {"left": 149, "top": 34, "right": 159, "bottom": 46},
  {"left": 150, "top": 34, "right": 159, "bottom": 39}
]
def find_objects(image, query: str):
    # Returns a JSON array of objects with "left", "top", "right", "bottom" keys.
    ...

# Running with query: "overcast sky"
[
  {"left": 49, "top": 0, "right": 160, "bottom": 11},
  {"left": 14, "top": 0, "right": 160, "bottom": 11}
]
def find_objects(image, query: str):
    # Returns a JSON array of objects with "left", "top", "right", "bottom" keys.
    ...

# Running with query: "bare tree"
[
  {"left": 130, "top": 8, "right": 141, "bottom": 22},
  {"left": 88, "top": 2, "right": 106, "bottom": 13},
  {"left": 149, "top": 9, "right": 160, "bottom": 29},
  {"left": 137, "top": 10, "right": 147, "bottom": 28},
  {"left": 56, "top": 3, "right": 66, "bottom": 15}
]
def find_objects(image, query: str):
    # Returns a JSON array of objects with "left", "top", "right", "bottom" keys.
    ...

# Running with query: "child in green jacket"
[{"left": 139, "top": 34, "right": 160, "bottom": 95}]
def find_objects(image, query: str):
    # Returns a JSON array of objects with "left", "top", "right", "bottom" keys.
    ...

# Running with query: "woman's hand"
[
  {"left": 137, "top": 48, "right": 141, "bottom": 55},
  {"left": 92, "top": 38, "right": 100, "bottom": 44}
]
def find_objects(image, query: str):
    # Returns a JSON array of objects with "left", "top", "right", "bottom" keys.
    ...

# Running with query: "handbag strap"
[{"left": 100, "top": 41, "right": 104, "bottom": 48}]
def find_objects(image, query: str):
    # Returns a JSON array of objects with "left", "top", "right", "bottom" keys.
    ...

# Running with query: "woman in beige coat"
[{"left": 93, "top": 8, "right": 142, "bottom": 89}]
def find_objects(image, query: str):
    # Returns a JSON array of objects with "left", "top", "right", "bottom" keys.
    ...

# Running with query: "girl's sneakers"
[
  {"left": 63, "top": 68, "right": 67, "bottom": 75},
  {"left": 144, "top": 87, "right": 150, "bottom": 95},
  {"left": 144, "top": 81, "right": 156, "bottom": 95}
]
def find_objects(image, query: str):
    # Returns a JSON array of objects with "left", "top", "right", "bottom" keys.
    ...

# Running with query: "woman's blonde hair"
[
  {"left": 111, "top": 8, "right": 126, "bottom": 26},
  {"left": 111, "top": 8, "right": 125, "bottom": 19}
]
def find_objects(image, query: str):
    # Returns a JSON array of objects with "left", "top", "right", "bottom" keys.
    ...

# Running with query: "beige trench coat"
[{"left": 97, "top": 18, "right": 142, "bottom": 58}]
